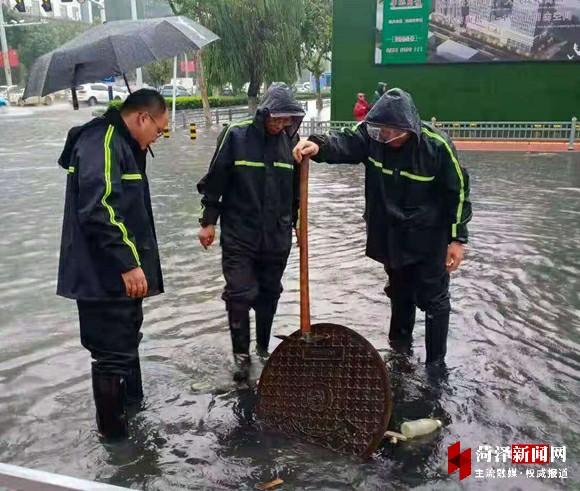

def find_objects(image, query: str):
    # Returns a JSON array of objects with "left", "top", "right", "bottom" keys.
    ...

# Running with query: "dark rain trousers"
[
  {"left": 77, "top": 299, "right": 143, "bottom": 379},
  {"left": 384, "top": 246, "right": 450, "bottom": 362},
  {"left": 222, "top": 248, "right": 289, "bottom": 354}
]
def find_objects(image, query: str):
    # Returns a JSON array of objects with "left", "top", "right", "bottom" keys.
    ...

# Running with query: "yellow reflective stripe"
[
  {"left": 235, "top": 160, "right": 265, "bottom": 168},
  {"left": 400, "top": 171, "right": 435, "bottom": 182},
  {"left": 422, "top": 128, "right": 465, "bottom": 238},
  {"left": 121, "top": 173, "right": 142, "bottom": 180},
  {"left": 340, "top": 121, "right": 363, "bottom": 133},
  {"left": 369, "top": 156, "right": 393, "bottom": 175},
  {"left": 68, "top": 166, "right": 75, "bottom": 174},
  {"left": 102, "top": 125, "right": 141, "bottom": 266},
  {"left": 273, "top": 162, "right": 294, "bottom": 170},
  {"left": 234, "top": 161, "right": 293, "bottom": 169}
]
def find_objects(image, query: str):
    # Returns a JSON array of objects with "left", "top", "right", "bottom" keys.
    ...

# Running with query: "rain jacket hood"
[
  {"left": 255, "top": 83, "right": 305, "bottom": 138},
  {"left": 58, "top": 108, "right": 143, "bottom": 170},
  {"left": 365, "top": 88, "right": 422, "bottom": 140}
]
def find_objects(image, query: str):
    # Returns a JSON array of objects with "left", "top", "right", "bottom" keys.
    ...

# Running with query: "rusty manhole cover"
[{"left": 256, "top": 323, "right": 392, "bottom": 458}]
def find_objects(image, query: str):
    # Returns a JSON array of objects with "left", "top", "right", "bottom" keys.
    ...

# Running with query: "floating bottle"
[{"left": 400, "top": 418, "right": 442, "bottom": 439}]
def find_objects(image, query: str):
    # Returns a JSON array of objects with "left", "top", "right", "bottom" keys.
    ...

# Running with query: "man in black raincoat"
[
  {"left": 197, "top": 83, "right": 305, "bottom": 382},
  {"left": 294, "top": 88, "right": 472, "bottom": 365},
  {"left": 371, "top": 82, "right": 388, "bottom": 107},
  {"left": 57, "top": 89, "right": 168, "bottom": 439}
]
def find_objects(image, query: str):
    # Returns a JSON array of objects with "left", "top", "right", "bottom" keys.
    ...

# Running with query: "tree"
[
  {"left": 301, "top": 0, "right": 332, "bottom": 111},
  {"left": 144, "top": 59, "right": 173, "bottom": 88},
  {"left": 202, "top": 0, "right": 304, "bottom": 113},
  {"left": 1, "top": 6, "right": 87, "bottom": 86},
  {"left": 167, "top": 0, "right": 213, "bottom": 126}
]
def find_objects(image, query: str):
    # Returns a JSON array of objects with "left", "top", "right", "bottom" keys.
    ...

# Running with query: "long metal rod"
[
  {"left": 0, "top": 5, "right": 13, "bottom": 87},
  {"left": 171, "top": 55, "right": 177, "bottom": 131},
  {"left": 299, "top": 158, "right": 311, "bottom": 337},
  {"left": 130, "top": 0, "right": 142, "bottom": 89}
]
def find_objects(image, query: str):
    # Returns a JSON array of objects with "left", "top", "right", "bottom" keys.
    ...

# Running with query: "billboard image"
[{"left": 375, "top": 0, "right": 580, "bottom": 63}]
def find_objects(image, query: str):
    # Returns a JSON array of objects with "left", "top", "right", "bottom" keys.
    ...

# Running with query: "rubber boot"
[
  {"left": 255, "top": 299, "right": 278, "bottom": 358},
  {"left": 126, "top": 356, "right": 143, "bottom": 407},
  {"left": 126, "top": 333, "right": 144, "bottom": 407},
  {"left": 91, "top": 366, "right": 128, "bottom": 440},
  {"left": 228, "top": 309, "right": 251, "bottom": 382},
  {"left": 425, "top": 310, "right": 450, "bottom": 365},
  {"left": 388, "top": 299, "right": 416, "bottom": 352}
]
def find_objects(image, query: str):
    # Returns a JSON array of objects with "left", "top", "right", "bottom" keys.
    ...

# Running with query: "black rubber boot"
[
  {"left": 228, "top": 309, "right": 251, "bottom": 382},
  {"left": 232, "top": 354, "right": 251, "bottom": 382},
  {"left": 255, "top": 299, "right": 278, "bottom": 358},
  {"left": 425, "top": 310, "right": 450, "bottom": 365},
  {"left": 126, "top": 357, "right": 143, "bottom": 406},
  {"left": 388, "top": 300, "right": 416, "bottom": 349},
  {"left": 126, "top": 333, "right": 143, "bottom": 406},
  {"left": 91, "top": 366, "right": 128, "bottom": 440}
]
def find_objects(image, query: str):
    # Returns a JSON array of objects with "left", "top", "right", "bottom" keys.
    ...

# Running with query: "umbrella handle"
[
  {"left": 123, "top": 73, "right": 132, "bottom": 93},
  {"left": 299, "top": 157, "right": 311, "bottom": 336},
  {"left": 71, "top": 88, "right": 79, "bottom": 111}
]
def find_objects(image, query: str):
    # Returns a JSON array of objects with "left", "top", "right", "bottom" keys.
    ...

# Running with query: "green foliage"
[
  {"left": 109, "top": 95, "right": 248, "bottom": 110},
  {"left": 300, "top": 0, "right": 332, "bottom": 108},
  {"left": 144, "top": 59, "right": 173, "bottom": 88},
  {"left": 300, "top": 0, "right": 332, "bottom": 78},
  {"left": 169, "top": 0, "right": 304, "bottom": 101},
  {"left": 2, "top": 6, "right": 87, "bottom": 85}
]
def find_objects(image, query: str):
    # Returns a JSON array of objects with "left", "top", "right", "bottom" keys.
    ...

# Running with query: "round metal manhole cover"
[{"left": 256, "top": 323, "right": 392, "bottom": 458}]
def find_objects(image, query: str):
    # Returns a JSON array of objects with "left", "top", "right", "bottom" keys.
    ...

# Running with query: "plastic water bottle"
[{"left": 400, "top": 418, "right": 442, "bottom": 439}]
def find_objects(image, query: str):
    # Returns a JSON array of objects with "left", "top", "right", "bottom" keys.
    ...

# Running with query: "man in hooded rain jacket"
[
  {"left": 197, "top": 83, "right": 305, "bottom": 382},
  {"left": 57, "top": 89, "right": 168, "bottom": 439},
  {"left": 293, "top": 88, "right": 472, "bottom": 365}
]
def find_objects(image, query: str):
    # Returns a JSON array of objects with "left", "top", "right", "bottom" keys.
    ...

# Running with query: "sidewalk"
[{"left": 454, "top": 141, "right": 577, "bottom": 152}]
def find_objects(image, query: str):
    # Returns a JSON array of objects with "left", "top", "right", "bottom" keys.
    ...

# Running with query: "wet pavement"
[{"left": 0, "top": 103, "right": 579, "bottom": 490}]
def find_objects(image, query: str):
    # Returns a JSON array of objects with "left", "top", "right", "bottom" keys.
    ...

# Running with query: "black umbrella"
[{"left": 23, "top": 16, "right": 219, "bottom": 105}]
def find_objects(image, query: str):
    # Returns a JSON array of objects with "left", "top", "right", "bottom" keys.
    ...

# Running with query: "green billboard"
[
  {"left": 375, "top": 0, "right": 580, "bottom": 64},
  {"left": 378, "top": 0, "right": 431, "bottom": 64}
]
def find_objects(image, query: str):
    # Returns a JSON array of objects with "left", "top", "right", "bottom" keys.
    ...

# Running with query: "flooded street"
[{"left": 0, "top": 104, "right": 579, "bottom": 490}]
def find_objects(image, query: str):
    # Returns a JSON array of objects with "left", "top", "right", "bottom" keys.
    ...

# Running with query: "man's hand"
[
  {"left": 122, "top": 267, "right": 148, "bottom": 298},
  {"left": 198, "top": 224, "right": 216, "bottom": 249},
  {"left": 293, "top": 140, "right": 320, "bottom": 162},
  {"left": 446, "top": 242, "right": 465, "bottom": 273}
]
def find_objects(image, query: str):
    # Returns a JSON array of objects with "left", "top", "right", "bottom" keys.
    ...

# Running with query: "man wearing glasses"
[
  {"left": 293, "top": 88, "right": 472, "bottom": 367},
  {"left": 57, "top": 89, "right": 168, "bottom": 439},
  {"left": 197, "top": 83, "right": 305, "bottom": 383}
]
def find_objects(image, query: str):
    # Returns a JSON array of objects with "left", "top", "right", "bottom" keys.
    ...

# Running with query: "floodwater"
[{"left": 0, "top": 104, "right": 578, "bottom": 490}]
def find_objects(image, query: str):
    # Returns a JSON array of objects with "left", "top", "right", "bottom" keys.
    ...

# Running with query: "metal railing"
[
  {"left": 177, "top": 101, "right": 310, "bottom": 127},
  {"left": 178, "top": 106, "right": 251, "bottom": 127},
  {"left": 301, "top": 118, "right": 579, "bottom": 148},
  {"left": 430, "top": 118, "right": 578, "bottom": 143}
]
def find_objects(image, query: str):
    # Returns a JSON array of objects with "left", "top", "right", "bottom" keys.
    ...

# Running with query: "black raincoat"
[
  {"left": 309, "top": 88, "right": 472, "bottom": 269},
  {"left": 197, "top": 83, "right": 305, "bottom": 254},
  {"left": 56, "top": 109, "right": 163, "bottom": 300}
]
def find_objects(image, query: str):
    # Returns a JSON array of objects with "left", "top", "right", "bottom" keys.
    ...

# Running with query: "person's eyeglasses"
[{"left": 146, "top": 112, "right": 165, "bottom": 137}]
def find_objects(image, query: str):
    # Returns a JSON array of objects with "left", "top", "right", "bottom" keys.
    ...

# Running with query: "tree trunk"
[
  {"left": 315, "top": 73, "right": 323, "bottom": 112},
  {"left": 196, "top": 50, "right": 212, "bottom": 127},
  {"left": 248, "top": 76, "right": 261, "bottom": 115}
]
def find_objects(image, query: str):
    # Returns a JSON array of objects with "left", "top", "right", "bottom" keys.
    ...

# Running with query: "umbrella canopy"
[{"left": 24, "top": 16, "right": 219, "bottom": 98}]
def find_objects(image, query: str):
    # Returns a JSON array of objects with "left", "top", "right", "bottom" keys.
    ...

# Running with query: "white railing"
[{"left": 0, "top": 463, "right": 132, "bottom": 491}]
